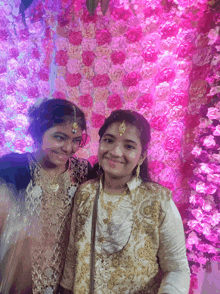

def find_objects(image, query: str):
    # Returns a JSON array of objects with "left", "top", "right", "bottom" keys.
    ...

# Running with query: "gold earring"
[
  {"left": 72, "top": 106, "right": 78, "bottom": 134},
  {"left": 136, "top": 163, "right": 140, "bottom": 179}
]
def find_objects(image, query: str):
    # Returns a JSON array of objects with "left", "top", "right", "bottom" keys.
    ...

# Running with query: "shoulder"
[
  {"left": 75, "top": 179, "right": 99, "bottom": 205},
  {"left": 139, "top": 181, "right": 172, "bottom": 201},
  {"left": 69, "top": 157, "right": 97, "bottom": 183}
]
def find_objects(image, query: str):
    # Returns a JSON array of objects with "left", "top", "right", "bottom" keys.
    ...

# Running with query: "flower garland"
[{"left": 185, "top": 4, "right": 220, "bottom": 292}]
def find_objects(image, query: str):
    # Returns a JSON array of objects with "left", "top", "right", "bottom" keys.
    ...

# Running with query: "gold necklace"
[
  {"left": 100, "top": 187, "right": 128, "bottom": 225},
  {"left": 38, "top": 163, "right": 60, "bottom": 193}
]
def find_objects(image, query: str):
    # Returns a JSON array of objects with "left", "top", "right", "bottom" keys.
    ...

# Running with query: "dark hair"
[
  {"left": 97, "top": 110, "right": 152, "bottom": 182},
  {"left": 28, "top": 98, "right": 87, "bottom": 146}
]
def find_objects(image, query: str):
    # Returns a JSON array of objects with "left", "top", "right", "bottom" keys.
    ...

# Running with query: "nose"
[
  {"left": 109, "top": 143, "right": 123, "bottom": 157},
  {"left": 62, "top": 140, "right": 73, "bottom": 154}
]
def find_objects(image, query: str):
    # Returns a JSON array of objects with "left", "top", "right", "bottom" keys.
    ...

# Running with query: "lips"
[
  {"left": 105, "top": 158, "right": 123, "bottom": 165},
  {"left": 53, "top": 151, "right": 70, "bottom": 160}
]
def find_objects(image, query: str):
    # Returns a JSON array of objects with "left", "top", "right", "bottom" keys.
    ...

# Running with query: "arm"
[{"left": 157, "top": 199, "right": 190, "bottom": 294}]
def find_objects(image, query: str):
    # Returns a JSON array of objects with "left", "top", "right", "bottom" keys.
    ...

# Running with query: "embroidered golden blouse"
[{"left": 60, "top": 177, "right": 190, "bottom": 294}]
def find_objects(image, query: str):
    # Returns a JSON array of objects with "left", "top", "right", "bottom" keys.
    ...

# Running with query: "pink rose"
[
  {"left": 82, "top": 51, "right": 95, "bottom": 66},
  {"left": 203, "top": 135, "right": 216, "bottom": 148},
  {"left": 169, "top": 92, "right": 188, "bottom": 107},
  {"left": 207, "top": 107, "right": 220, "bottom": 120},
  {"left": 81, "top": 10, "right": 97, "bottom": 23},
  {"left": 161, "top": 22, "right": 178, "bottom": 39},
  {"left": 0, "top": 29, "right": 8, "bottom": 41},
  {"left": 191, "top": 209, "right": 204, "bottom": 221},
  {"left": 142, "top": 46, "right": 158, "bottom": 62},
  {"left": 213, "top": 125, "right": 220, "bottom": 136},
  {"left": 196, "top": 243, "right": 217, "bottom": 254},
  {"left": 177, "top": 42, "right": 195, "bottom": 58},
  {"left": 5, "top": 120, "right": 15, "bottom": 131},
  {"left": 32, "top": 47, "right": 40, "bottom": 59},
  {"left": 136, "top": 94, "right": 153, "bottom": 109},
  {"left": 9, "top": 48, "right": 19, "bottom": 59},
  {"left": 69, "top": 31, "right": 83, "bottom": 46},
  {"left": 27, "top": 87, "right": 39, "bottom": 98},
  {"left": 111, "top": 7, "right": 131, "bottom": 21},
  {"left": 207, "top": 174, "right": 220, "bottom": 185},
  {"left": 18, "top": 66, "right": 29, "bottom": 78},
  {"left": 55, "top": 50, "right": 68, "bottom": 66},
  {"left": 111, "top": 51, "right": 126, "bottom": 65},
  {"left": 0, "top": 66, "right": 6, "bottom": 74},
  {"left": 6, "top": 85, "right": 15, "bottom": 95},
  {"left": 53, "top": 91, "right": 66, "bottom": 99},
  {"left": 91, "top": 112, "right": 105, "bottom": 128},
  {"left": 149, "top": 160, "right": 165, "bottom": 174},
  {"left": 187, "top": 232, "right": 199, "bottom": 246},
  {"left": 0, "top": 134, "right": 5, "bottom": 146},
  {"left": 107, "top": 94, "right": 122, "bottom": 109},
  {"left": 66, "top": 73, "right": 82, "bottom": 87},
  {"left": 92, "top": 74, "right": 109, "bottom": 87},
  {"left": 190, "top": 275, "right": 199, "bottom": 290},
  {"left": 123, "top": 72, "right": 140, "bottom": 87},
  {"left": 126, "top": 27, "right": 143, "bottom": 43},
  {"left": 164, "top": 137, "right": 181, "bottom": 152},
  {"left": 150, "top": 116, "right": 167, "bottom": 131},
  {"left": 79, "top": 94, "right": 93, "bottom": 107},
  {"left": 38, "top": 67, "right": 49, "bottom": 81},
  {"left": 159, "top": 181, "right": 174, "bottom": 192},
  {"left": 157, "top": 68, "right": 175, "bottom": 83},
  {"left": 96, "top": 29, "right": 112, "bottom": 46},
  {"left": 81, "top": 133, "right": 91, "bottom": 146},
  {"left": 19, "top": 29, "right": 29, "bottom": 40},
  {"left": 15, "top": 140, "right": 27, "bottom": 152}
]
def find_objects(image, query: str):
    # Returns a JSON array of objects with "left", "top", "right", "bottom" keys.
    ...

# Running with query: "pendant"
[
  {"left": 50, "top": 183, "right": 59, "bottom": 192},
  {"left": 103, "top": 218, "right": 110, "bottom": 224}
]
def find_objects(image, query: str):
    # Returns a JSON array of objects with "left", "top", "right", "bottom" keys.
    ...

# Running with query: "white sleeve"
[{"left": 157, "top": 199, "right": 190, "bottom": 294}]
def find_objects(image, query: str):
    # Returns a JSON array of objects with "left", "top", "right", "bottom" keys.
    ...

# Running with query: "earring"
[{"left": 136, "top": 163, "right": 141, "bottom": 179}]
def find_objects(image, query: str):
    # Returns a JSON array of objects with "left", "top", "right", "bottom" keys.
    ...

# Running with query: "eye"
[
  {"left": 104, "top": 138, "right": 113, "bottom": 143},
  {"left": 72, "top": 138, "right": 82, "bottom": 144},
  {"left": 54, "top": 135, "right": 65, "bottom": 141},
  {"left": 125, "top": 144, "right": 135, "bottom": 150}
]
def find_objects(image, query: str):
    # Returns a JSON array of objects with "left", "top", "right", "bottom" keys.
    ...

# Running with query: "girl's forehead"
[{"left": 104, "top": 122, "right": 140, "bottom": 138}]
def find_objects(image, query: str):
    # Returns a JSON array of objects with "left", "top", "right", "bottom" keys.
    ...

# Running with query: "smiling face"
[
  {"left": 98, "top": 122, "right": 146, "bottom": 181},
  {"left": 39, "top": 123, "right": 82, "bottom": 169}
]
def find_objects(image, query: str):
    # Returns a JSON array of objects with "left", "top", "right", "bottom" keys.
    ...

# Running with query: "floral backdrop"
[{"left": 0, "top": 0, "right": 220, "bottom": 292}]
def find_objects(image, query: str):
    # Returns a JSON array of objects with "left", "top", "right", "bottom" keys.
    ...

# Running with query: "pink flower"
[
  {"left": 69, "top": 31, "right": 83, "bottom": 46},
  {"left": 157, "top": 68, "right": 175, "bottom": 83},
  {"left": 136, "top": 94, "right": 153, "bottom": 109},
  {"left": 107, "top": 94, "right": 122, "bottom": 109},
  {"left": 164, "top": 137, "right": 181, "bottom": 152},
  {"left": 169, "top": 92, "right": 188, "bottom": 107},
  {"left": 142, "top": 46, "right": 158, "bottom": 62},
  {"left": 111, "top": 51, "right": 126, "bottom": 65},
  {"left": 79, "top": 94, "right": 93, "bottom": 107},
  {"left": 15, "top": 140, "right": 27, "bottom": 152},
  {"left": 213, "top": 125, "right": 220, "bottom": 136},
  {"left": 149, "top": 160, "right": 165, "bottom": 174},
  {"left": 177, "top": 42, "right": 195, "bottom": 58},
  {"left": 111, "top": 7, "right": 131, "bottom": 21},
  {"left": 187, "top": 232, "right": 199, "bottom": 245},
  {"left": 96, "top": 29, "right": 112, "bottom": 46},
  {"left": 0, "top": 29, "right": 8, "bottom": 41},
  {"left": 150, "top": 116, "right": 167, "bottom": 131},
  {"left": 81, "top": 10, "right": 97, "bottom": 23},
  {"left": 190, "top": 275, "right": 198, "bottom": 290},
  {"left": 123, "top": 72, "right": 140, "bottom": 87},
  {"left": 55, "top": 50, "right": 68, "bottom": 66},
  {"left": 82, "top": 51, "right": 95, "bottom": 66},
  {"left": 207, "top": 174, "right": 220, "bottom": 185},
  {"left": 207, "top": 107, "right": 220, "bottom": 119},
  {"left": 161, "top": 22, "right": 178, "bottom": 39},
  {"left": 191, "top": 209, "right": 204, "bottom": 221},
  {"left": 92, "top": 74, "right": 109, "bottom": 87},
  {"left": 196, "top": 243, "right": 217, "bottom": 254},
  {"left": 9, "top": 48, "right": 19, "bottom": 59},
  {"left": 81, "top": 133, "right": 90, "bottom": 146},
  {"left": 27, "top": 87, "right": 39, "bottom": 98},
  {"left": 18, "top": 66, "right": 29, "bottom": 78},
  {"left": 0, "top": 66, "right": 6, "bottom": 74},
  {"left": 126, "top": 27, "right": 143, "bottom": 43},
  {"left": 38, "top": 67, "right": 49, "bottom": 81},
  {"left": 32, "top": 47, "right": 40, "bottom": 59},
  {"left": 66, "top": 73, "right": 82, "bottom": 87},
  {"left": 195, "top": 182, "right": 207, "bottom": 194},
  {"left": 203, "top": 135, "right": 216, "bottom": 148},
  {"left": 91, "top": 112, "right": 105, "bottom": 128},
  {"left": 53, "top": 91, "right": 66, "bottom": 99},
  {"left": 159, "top": 181, "right": 174, "bottom": 192},
  {"left": 19, "top": 29, "right": 29, "bottom": 40}
]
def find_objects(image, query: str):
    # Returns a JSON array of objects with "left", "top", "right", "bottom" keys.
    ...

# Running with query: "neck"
[
  {"left": 103, "top": 174, "right": 132, "bottom": 193},
  {"left": 34, "top": 153, "right": 68, "bottom": 176}
]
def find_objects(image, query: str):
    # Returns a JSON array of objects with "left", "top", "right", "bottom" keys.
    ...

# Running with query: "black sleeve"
[{"left": 86, "top": 160, "right": 97, "bottom": 180}]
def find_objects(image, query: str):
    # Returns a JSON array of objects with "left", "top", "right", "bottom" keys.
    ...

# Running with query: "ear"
[{"left": 138, "top": 151, "right": 147, "bottom": 165}]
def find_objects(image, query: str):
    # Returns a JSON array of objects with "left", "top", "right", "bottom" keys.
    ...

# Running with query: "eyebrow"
[
  {"left": 53, "top": 132, "right": 82, "bottom": 140},
  {"left": 103, "top": 133, "right": 137, "bottom": 145}
]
